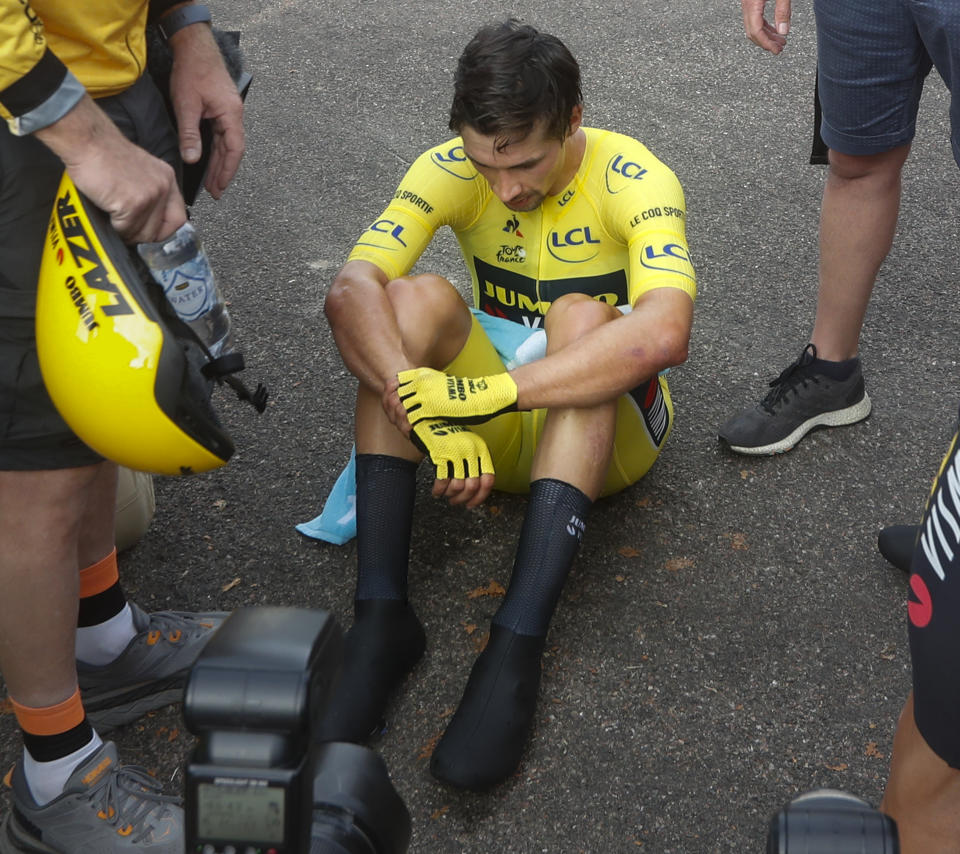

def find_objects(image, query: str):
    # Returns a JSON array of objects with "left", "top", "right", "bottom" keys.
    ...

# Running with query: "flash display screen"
[{"left": 196, "top": 782, "right": 285, "bottom": 844}]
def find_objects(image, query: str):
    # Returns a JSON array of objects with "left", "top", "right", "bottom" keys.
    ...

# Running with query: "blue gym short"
[{"left": 814, "top": 0, "right": 960, "bottom": 167}]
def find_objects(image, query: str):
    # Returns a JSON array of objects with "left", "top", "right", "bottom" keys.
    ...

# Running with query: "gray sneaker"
[
  {"left": 77, "top": 604, "right": 226, "bottom": 731},
  {"left": 718, "top": 344, "right": 872, "bottom": 455},
  {"left": 0, "top": 741, "right": 182, "bottom": 853}
]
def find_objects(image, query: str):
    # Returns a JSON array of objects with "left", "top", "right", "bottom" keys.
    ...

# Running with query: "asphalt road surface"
[{"left": 3, "top": 2, "right": 959, "bottom": 852}]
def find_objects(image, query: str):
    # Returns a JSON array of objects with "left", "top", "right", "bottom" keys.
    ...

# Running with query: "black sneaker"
[{"left": 718, "top": 344, "right": 872, "bottom": 455}]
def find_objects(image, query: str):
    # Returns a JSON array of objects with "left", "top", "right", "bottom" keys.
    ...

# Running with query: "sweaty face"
[{"left": 460, "top": 119, "right": 581, "bottom": 212}]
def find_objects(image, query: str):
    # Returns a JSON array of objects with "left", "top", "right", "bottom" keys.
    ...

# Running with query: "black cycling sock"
[
  {"left": 354, "top": 454, "right": 418, "bottom": 601},
  {"left": 316, "top": 599, "right": 425, "bottom": 744},
  {"left": 493, "top": 478, "right": 592, "bottom": 637},
  {"left": 430, "top": 623, "right": 544, "bottom": 790},
  {"left": 429, "top": 480, "right": 591, "bottom": 789}
]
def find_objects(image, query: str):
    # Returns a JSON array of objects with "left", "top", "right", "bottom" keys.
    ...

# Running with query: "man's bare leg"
[
  {"left": 529, "top": 297, "right": 619, "bottom": 497},
  {"left": 718, "top": 144, "right": 910, "bottom": 453},
  {"left": 0, "top": 464, "right": 108, "bottom": 803},
  {"left": 76, "top": 462, "right": 118, "bottom": 568},
  {"left": 0, "top": 466, "right": 102, "bottom": 708},
  {"left": 810, "top": 144, "right": 910, "bottom": 361},
  {"left": 72, "top": 461, "right": 147, "bottom": 668},
  {"left": 881, "top": 692, "right": 960, "bottom": 854}
]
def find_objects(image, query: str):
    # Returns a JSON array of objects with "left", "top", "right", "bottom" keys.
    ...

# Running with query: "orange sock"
[
  {"left": 77, "top": 549, "right": 125, "bottom": 627},
  {"left": 12, "top": 689, "right": 94, "bottom": 763},
  {"left": 12, "top": 689, "right": 85, "bottom": 738},
  {"left": 76, "top": 548, "right": 136, "bottom": 665}
]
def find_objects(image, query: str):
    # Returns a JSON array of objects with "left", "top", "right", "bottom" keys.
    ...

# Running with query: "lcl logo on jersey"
[
  {"left": 431, "top": 144, "right": 476, "bottom": 180},
  {"left": 640, "top": 242, "right": 695, "bottom": 281},
  {"left": 546, "top": 226, "right": 601, "bottom": 263},
  {"left": 605, "top": 153, "right": 649, "bottom": 195},
  {"left": 355, "top": 218, "right": 408, "bottom": 252}
]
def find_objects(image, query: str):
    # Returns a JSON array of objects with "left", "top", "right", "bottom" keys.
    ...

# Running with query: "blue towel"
[
  {"left": 297, "top": 314, "right": 543, "bottom": 544},
  {"left": 296, "top": 446, "right": 357, "bottom": 544},
  {"left": 470, "top": 309, "right": 544, "bottom": 369}
]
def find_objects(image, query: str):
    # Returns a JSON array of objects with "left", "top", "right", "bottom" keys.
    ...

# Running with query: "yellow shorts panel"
[{"left": 445, "top": 315, "right": 671, "bottom": 496}]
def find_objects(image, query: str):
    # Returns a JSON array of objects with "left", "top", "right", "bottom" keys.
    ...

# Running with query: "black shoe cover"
[
  {"left": 878, "top": 524, "right": 919, "bottom": 573},
  {"left": 430, "top": 624, "right": 544, "bottom": 790},
  {"left": 317, "top": 599, "right": 425, "bottom": 743}
]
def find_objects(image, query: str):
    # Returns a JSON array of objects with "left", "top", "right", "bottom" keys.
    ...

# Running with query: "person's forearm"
[
  {"left": 33, "top": 93, "right": 186, "bottom": 243},
  {"left": 511, "top": 290, "right": 693, "bottom": 410},
  {"left": 325, "top": 268, "right": 413, "bottom": 393},
  {"left": 34, "top": 93, "right": 124, "bottom": 167}
]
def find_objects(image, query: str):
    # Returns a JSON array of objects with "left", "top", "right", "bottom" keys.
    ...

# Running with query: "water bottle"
[{"left": 137, "top": 222, "right": 234, "bottom": 358}]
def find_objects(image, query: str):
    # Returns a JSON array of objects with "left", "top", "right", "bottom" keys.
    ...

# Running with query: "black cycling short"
[
  {"left": 908, "top": 406, "right": 960, "bottom": 769},
  {"left": 0, "top": 73, "right": 179, "bottom": 470}
]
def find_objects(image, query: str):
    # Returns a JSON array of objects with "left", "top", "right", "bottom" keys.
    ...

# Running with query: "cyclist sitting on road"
[{"left": 320, "top": 18, "right": 696, "bottom": 790}]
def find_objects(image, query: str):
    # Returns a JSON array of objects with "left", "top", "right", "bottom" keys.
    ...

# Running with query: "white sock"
[
  {"left": 23, "top": 732, "right": 103, "bottom": 806},
  {"left": 75, "top": 603, "right": 137, "bottom": 665}
]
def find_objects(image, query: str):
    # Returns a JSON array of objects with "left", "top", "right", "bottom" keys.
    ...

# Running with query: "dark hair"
[{"left": 449, "top": 19, "right": 582, "bottom": 149}]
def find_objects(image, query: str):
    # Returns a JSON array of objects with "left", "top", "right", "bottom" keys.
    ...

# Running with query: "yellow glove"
[
  {"left": 410, "top": 418, "right": 495, "bottom": 480},
  {"left": 397, "top": 367, "right": 518, "bottom": 426}
]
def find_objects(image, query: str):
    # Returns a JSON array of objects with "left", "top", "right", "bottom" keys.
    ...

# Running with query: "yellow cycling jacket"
[{"left": 0, "top": 1, "right": 149, "bottom": 134}]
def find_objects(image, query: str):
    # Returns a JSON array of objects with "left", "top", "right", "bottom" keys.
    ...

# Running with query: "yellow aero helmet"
[{"left": 36, "top": 172, "right": 234, "bottom": 475}]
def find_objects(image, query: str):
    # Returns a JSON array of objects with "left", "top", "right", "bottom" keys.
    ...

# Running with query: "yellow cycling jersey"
[
  {"left": 0, "top": 1, "right": 148, "bottom": 129},
  {"left": 348, "top": 127, "right": 696, "bottom": 327}
]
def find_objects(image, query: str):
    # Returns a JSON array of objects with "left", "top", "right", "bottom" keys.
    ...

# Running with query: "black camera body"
[
  {"left": 183, "top": 607, "right": 411, "bottom": 854},
  {"left": 767, "top": 789, "right": 899, "bottom": 854},
  {"left": 184, "top": 607, "right": 340, "bottom": 853}
]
